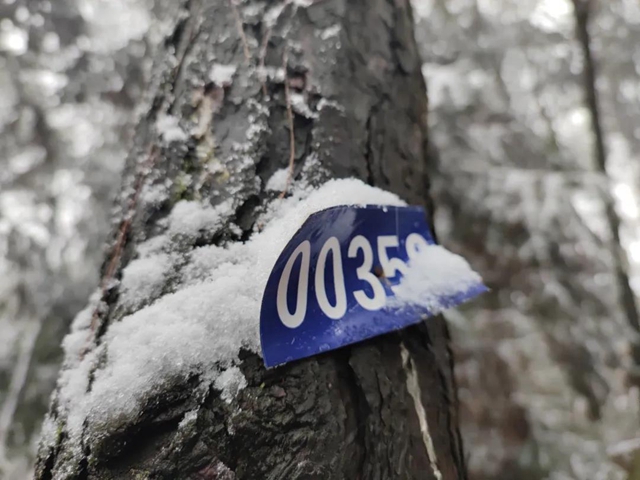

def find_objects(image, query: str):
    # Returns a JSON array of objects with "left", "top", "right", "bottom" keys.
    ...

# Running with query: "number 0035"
[{"left": 276, "top": 233, "right": 429, "bottom": 328}]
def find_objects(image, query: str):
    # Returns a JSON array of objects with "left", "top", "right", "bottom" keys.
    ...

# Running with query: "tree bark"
[{"left": 35, "top": 1, "right": 466, "bottom": 479}]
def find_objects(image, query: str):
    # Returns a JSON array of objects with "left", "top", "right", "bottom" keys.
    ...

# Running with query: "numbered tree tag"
[{"left": 259, "top": 205, "right": 486, "bottom": 367}]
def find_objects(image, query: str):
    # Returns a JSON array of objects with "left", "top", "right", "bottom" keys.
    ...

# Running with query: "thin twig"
[
  {"left": 279, "top": 47, "right": 295, "bottom": 199},
  {"left": 81, "top": 146, "right": 158, "bottom": 358},
  {"left": 229, "top": 0, "right": 251, "bottom": 63}
]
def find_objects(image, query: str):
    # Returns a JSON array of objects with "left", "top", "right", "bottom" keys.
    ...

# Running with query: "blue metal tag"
[{"left": 259, "top": 205, "right": 485, "bottom": 367}]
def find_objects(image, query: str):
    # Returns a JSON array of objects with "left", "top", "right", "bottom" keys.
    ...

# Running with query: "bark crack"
[
  {"left": 279, "top": 46, "right": 296, "bottom": 198},
  {"left": 364, "top": 107, "right": 377, "bottom": 187},
  {"left": 400, "top": 342, "right": 443, "bottom": 480},
  {"left": 441, "top": 322, "right": 468, "bottom": 477},
  {"left": 343, "top": 353, "right": 368, "bottom": 479}
]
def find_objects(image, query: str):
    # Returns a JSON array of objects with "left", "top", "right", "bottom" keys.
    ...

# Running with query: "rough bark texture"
[{"left": 35, "top": 1, "right": 465, "bottom": 479}]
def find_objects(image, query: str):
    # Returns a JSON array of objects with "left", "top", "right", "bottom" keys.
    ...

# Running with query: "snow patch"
[
  {"left": 37, "top": 415, "right": 58, "bottom": 451},
  {"left": 142, "top": 183, "right": 168, "bottom": 206},
  {"left": 290, "top": 93, "right": 317, "bottom": 119},
  {"left": 178, "top": 409, "right": 198, "bottom": 429},
  {"left": 56, "top": 179, "right": 407, "bottom": 441},
  {"left": 156, "top": 113, "right": 188, "bottom": 143},
  {"left": 169, "top": 199, "right": 233, "bottom": 237},
  {"left": 266, "top": 168, "right": 290, "bottom": 192},
  {"left": 182, "top": 244, "right": 240, "bottom": 285},
  {"left": 214, "top": 366, "right": 247, "bottom": 404},
  {"left": 209, "top": 63, "right": 236, "bottom": 87},
  {"left": 264, "top": 3, "right": 286, "bottom": 28},
  {"left": 256, "top": 66, "right": 285, "bottom": 85},
  {"left": 391, "top": 245, "right": 483, "bottom": 313},
  {"left": 119, "top": 254, "right": 173, "bottom": 308},
  {"left": 320, "top": 24, "right": 341, "bottom": 41},
  {"left": 317, "top": 98, "right": 344, "bottom": 112},
  {"left": 138, "top": 235, "right": 169, "bottom": 258}
]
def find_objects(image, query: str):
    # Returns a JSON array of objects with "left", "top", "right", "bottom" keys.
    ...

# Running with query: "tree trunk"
[
  {"left": 35, "top": 1, "right": 466, "bottom": 478},
  {"left": 572, "top": 0, "right": 640, "bottom": 370}
]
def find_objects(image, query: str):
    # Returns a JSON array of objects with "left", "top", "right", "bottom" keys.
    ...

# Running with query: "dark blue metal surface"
[{"left": 259, "top": 205, "right": 486, "bottom": 367}]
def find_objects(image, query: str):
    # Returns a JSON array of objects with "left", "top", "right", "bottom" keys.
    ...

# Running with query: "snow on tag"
[{"left": 259, "top": 205, "right": 487, "bottom": 367}]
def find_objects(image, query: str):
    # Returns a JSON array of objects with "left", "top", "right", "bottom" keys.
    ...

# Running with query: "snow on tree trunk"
[{"left": 35, "top": 1, "right": 466, "bottom": 479}]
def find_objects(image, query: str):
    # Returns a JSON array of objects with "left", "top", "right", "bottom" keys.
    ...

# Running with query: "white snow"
[
  {"left": 214, "top": 366, "right": 247, "bottom": 404},
  {"left": 141, "top": 184, "right": 168, "bottom": 206},
  {"left": 169, "top": 199, "right": 232, "bottom": 237},
  {"left": 119, "top": 254, "right": 173, "bottom": 308},
  {"left": 319, "top": 24, "right": 341, "bottom": 41},
  {"left": 56, "top": 297, "right": 103, "bottom": 448},
  {"left": 178, "top": 409, "right": 198, "bottom": 429},
  {"left": 265, "top": 168, "right": 290, "bottom": 192},
  {"left": 156, "top": 113, "right": 188, "bottom": 143},
  {"left": 317, "top": 98, "right": 344, "bottom": 112},
  {"left": 289, "top": 93, "right": 317, "bottom": 119},
  {"left": 293, "top": 0, "right": 314, "bottom": 6},
  {"left": 390, "top": 245, "right": 483, "bottom": 313},
  {"left": 256, "top": 66, "right": 285, "bottom": 84},
  {"left": 209, "top": 63, "right": 236, "bottom": 87},
  {"left": 137, "top": 235, "right": 169, "bottom": 258},
  {"left": 181, "top": 244, "right": 240, "bottom": 285},
  {"left": 264, "top": 3, "right": 286, "bottom": 28},
  {"left": 56, "top": 178, "right": 414, "bottom": 441}
]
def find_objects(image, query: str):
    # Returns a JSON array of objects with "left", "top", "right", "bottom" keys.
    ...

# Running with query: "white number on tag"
[
  {"left": 277, "top": 240, "right": 311, "bottom": 328},
  {"left": 276, "top": 234, "right": 430, "bottom": 327},
  {"left": 348, "top": 235, "right": 386, "bottom": 311},
  {"left": 315, "top": 237, "right": 348, "bottom": 319}
]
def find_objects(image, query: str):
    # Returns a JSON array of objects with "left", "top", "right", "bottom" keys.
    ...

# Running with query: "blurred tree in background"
[
  {"left": 415, "top": 0, "right": 640, "bottom": 478},
  {"left": 2, "top": 0, "right": 640, "bottom": 478},
  {"left": 0, "top": 0, "right": 156, "bottom": 476}
]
